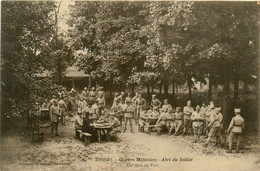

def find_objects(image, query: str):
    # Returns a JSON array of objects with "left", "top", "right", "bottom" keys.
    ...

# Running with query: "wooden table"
[{"left": 91, "top": 124, "right": 112, "bottom": 142}]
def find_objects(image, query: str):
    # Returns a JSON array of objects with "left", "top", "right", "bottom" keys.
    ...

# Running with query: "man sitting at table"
[
  {"left": 166, "top": 109, "right": 175, "bottom": 135},
  {"left": 82, "top": 112, "right": 97, "bottom": 142},
  {"left": 138, "top": 107, "right": 149, "bottom": 132},
  {"left": 75, "top": 111, "right": 83, "bottom": 131},
  {"left": 109, "top": 113, "right": 122, "bottom": 142},
  {"left": 173, "top": 107, "right": 184, "bottom": 136}
]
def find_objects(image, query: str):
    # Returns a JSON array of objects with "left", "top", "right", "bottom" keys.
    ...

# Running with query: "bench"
[{"left": 75, "top": 130, "right": 92, "bottom": 146}]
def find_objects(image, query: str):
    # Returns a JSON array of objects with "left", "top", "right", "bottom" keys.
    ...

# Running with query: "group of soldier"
[{"left": 30, "top": 86, "right": 245, "bottom": 153}]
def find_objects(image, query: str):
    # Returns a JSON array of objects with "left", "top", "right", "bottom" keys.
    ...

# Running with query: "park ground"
[{"left": 1, "top": 117, "right": 260, "bottom": 171}]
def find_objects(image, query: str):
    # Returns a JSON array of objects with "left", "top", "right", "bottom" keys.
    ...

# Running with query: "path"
[{"left": 1, "top": 119, "right": 259, "bottom": 171}]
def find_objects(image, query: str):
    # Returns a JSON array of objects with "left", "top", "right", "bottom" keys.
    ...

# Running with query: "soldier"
[
  {"left": 155, "top": 109, "right": 168, "bottom": 135},
  {"left": 109, "top": 113, "right": 122, "bottom": 142},
  {"left": 191, "top": 106, "right": 204, "bottom": 143},
  {"left": 135, "top": 94, "right": 147, "bottom": 124},
  {"left": 173, "top": 107, "right": 183, "bottom": 136},
  {"left": 50, "top": 99, "right": 61, "bottom": 137},
  {"left": 111, "top": 99, "right": 124, "bottom": 125},
  {"left": 96, "top": 93, "right": 106, "bottom": 118},
  {"left": 112, "top": 92, "right": 120, "bottom": 107},
  {"left": 81, "top": 87, "right": 89, "bottom": 99},
  {"left": 161, "top": 99, "right": 172, "bottom": 113},
  {"left": 125, "top": 92, "right": 132, "bottom": 104},
  {"left": 204, "top": 107, "right": 224, "bottom": 147},
  {"left": 74, "top": 111, "right": 83, "bottom": 130},
  {"left": 138, "top": 108, "right": 149, "bottom": 132},
  {"left": 148, "top": 106, "right": 160, "bottom": 119},
  {"left": 166, "top": 109, "right": 175, "bottom": 135},
  {"left": 58, "top": 96, "right": 67, "bottom": 125},
  {"left": 182, "top": 100, "right": 194, "bottom": 135},
  {"left": 132, "top": 92, "right": 139, "bottom": 123},
  {"left": 89, "top": 87, "right": 97, "bottom": 103},
  {"left": 204, "top": 101, "right": 215, "bottom": 137},
  {"left": 226, "top": 108, "right": 245, "bottom": 153},
  {"left": 97, "top": 86, "right": 105, "bottom": 99},
  {"left": 123, "top": 100, "right": 135, "bottom": 133},
  {"left": 28, "top": 101, "right": 41, "bottom": 129},
  {"left": 151, "top": 94, "right": 162, "bottom": 111},
  {"left": 118, "top": 91, "right": 125, "bottom": 104}
]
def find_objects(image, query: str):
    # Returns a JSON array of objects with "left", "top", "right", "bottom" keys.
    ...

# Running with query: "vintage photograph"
[{"left": 1, "top": 0, "right": 259, "bottom": 170}]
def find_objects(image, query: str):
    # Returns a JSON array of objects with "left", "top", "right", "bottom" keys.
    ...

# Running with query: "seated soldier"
[
  {"left": 97, "top": 110, "right": 109, "bottom": 123},
  {"left": 173, "top": 107, "right": 184, "bottom": 136},
  {"left": 227, "top": 108, "right": 245, "bottom": 153},
  {"left": 155, "top": 110, "right": 168, "bottom": 135},
  {"left": 148, "top": 106, "right": 160, "bottom": 119},
  {"left": 82, "top": 112, "right": 97, "bottom": 142},
  {"left": 91, "top": 101, "right": 99, "bottom": 120},
  {"left": 191, "top": 106, "right": 204, "bottom": 143},
  {"left": 161, "top": 99, "right": 172, "bottom": 113},
  {"left": 75, "top": 111, "right": 83, "bottom": 130},
  {"left": 109, "top": 113, "right": 122, "bottom": 142},
  {"left": 138, "top": 108, "right": 150, "bottom": 132},
  {"left": 151, "top": 94, "right": 161, "bottom": 111},
  {"left": 166, "top": 109, "right": 175, "bottom": 135}
]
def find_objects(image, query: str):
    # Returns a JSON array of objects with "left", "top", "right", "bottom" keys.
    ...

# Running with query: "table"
[{"left": 90, "top": 123, "right": 112, "bottom": 142}]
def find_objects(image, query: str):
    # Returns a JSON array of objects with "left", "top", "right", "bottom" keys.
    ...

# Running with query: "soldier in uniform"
[
  {"left": 173, "top": 107, "right": 183, "bottom": 136},
  {"left": 74, "top": 111, "right": 83, "bottom": 130},
  {"left": 28, "top": 101, "right": 41, "bottom": 129},
  {"left": 135, "top": 94, "right": 147, "bottom": 124},
  {"left": 112, "top": 92, "right": 120, "bottom": 107},
  {"left": 226, "top": 108, "right": 245, "bottom": 153},
  {"left": 97, "top": 86, "right": 105, "bottom": 99},
  {"left": 50, "top": 100, "right": 61, "bottom": 137},
  {"left": 138, "top": 108, "right": 149, "bottom": 132},
  {"left": 204, "top": 107, "right": 224, "bottom": 147},
  {"left": 161, "top": 99, "right": 172, "bottom": 113},
  {"left": 182, "top": 100, "right": 194, "bottom": 135},
  {"left": 58, "top": 96, "right": 67, "bottom": 125},
  {"left": 191, "top": 106, "right": 204, "bottom": 143},
  {"left": 117, "top": 91, "right": 125, "bottom": 104},
  {"left": 96, "top": 93, "right": 106, "bottom": 119},
  {"left": 123, "top": 100, "right": 135, "bottom": 133},
  {"left": 204, "top": 101, "right": 215, "bottom": 137},
  {"left": 81, "top": 87, "right": 89, "bottom": 99},
  {"left": 89, "top": 87, "right": 97, "bottom": 103},
  {"left": 166, "top": 109, "right": 175, "bottom": 135},
  {"left": 109, "top": 113, "right": 122, "bottom": 142},
  {"left": 111, "top": 99, "right": 124, "bottom": 125},
  {"left": 132, "top": 92, "right": 139, "bottom": 123},
  {"left": 125, "top": 92, "right": 132, "bottom": 104},
  {"left": 151, "top": 94, "right": 161, "bottom": 111},
  {"left": 155, "top": 109, "right": 168, "bottom": 135}
]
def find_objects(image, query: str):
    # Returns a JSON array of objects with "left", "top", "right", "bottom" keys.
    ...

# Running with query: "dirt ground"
[{"left": 1, "top": 118, "right": 259, "bottom": 171}]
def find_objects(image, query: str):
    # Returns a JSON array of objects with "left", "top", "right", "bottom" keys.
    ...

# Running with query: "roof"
[{"left": 36, "top": 66, "right": 89, "bottom": 78}]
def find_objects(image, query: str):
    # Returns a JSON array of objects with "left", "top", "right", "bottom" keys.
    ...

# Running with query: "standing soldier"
[
  {"left": 123, "top": 100, "right": 135, "bottom": 133},
  {"left": 81, "top": 87, "right": 88, "bottom": 99},
  {"left": 191, "top": 106, "right": 204, "bottom": 143},
  {"left": 204, "top": 101, "right": 215, "bottom": 137},
  {"left": 173, "top": 107, "right": 184, "bottom": 136},
  {"left": 89, "top": 87, "right": 97, "bottom": 103},
  {"left": 204, "top": 107, "right": 224, "bottom": 147},
  {"left": 125, "top": 92, "right": 132, "bottom": 104},
  {"left": 58, "top": 96, "right": 67, "bottom": 125},
  {"left": 226, "top": 108, "right": 245, "bottom": 153},
  {"left": 135, "top": 94, "right": 147, "bottom": 124},
  {"left": 151, "top": 94, "right": 161, "bottom": 111},
  {"left": 118, "top": 91, "right": 125, "bottom": 104},
  {"left": 111, "top": 99, "right": 124, "bottom": 125},
  {"left": 28, "top": 101, "right": 41, "bottom": 129},
  {"left": 182, "top": 100, "right": 194, "bottom": 135},
  {"left": 112, "top": 92, "right": 120, "bottom": 107},
  {"left": 97, "top": 93, "right": 106, "bottom": 119},
  {"left": 132, "top": 92, "right": 139, "bottom": 124},
  {"left": 50, "top": 100, "right": 61, "bottom": 137},
  {"left": 97, "top": 86, "right": 105, "bottom": 99},
  {"left": 161, "top": 99, "right": 172, "bottom": 113}
]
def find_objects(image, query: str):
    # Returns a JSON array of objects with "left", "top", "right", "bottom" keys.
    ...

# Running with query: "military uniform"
[
  {"left": 183, "top": 106, "right": 194, "bottom": 134},
  {"left": 191, "top": 111, "right": 204, "bottom": 135},
  {"left": 50, "top": 104, "right": 61, "bottom": 136},
  {"left": 58, "top": 99, "right": 67, "bottom": 125},
  {"left": 155, "top": 112, "right": 168, "bottom": 134},
  {"left": 123, "top": 103, "right": 135, "bottom": 132},
  {"left": 227, "top": 111, "right": 244, "bottom": 153},
  {"left": 139, "top": 111, "right": 149, "bottom": 130},
  {"left": 136, "top": 98, "right": 146, "bottom": 120},
  {"left": 161, "top": 104, "right": 172, "bottom": 113},
  {"left": 151, "top": 98, "right": 161, "bottom": 111},
  {"left": 89, "top": 90, "right": 97, "bottom": 103},
  {"left": 109, "top": 116, "right": 122, "bottom": 137}
]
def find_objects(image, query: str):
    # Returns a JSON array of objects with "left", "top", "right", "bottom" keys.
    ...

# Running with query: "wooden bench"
[{"left": 75, "top": 130, "right": 92, "bottom": 146}]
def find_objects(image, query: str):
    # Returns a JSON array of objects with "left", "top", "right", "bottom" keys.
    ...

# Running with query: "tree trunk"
[
  {"left": 208, "top": 77, "right": 212, "bottom": 102},
  {"left": 147, "top": 84, "right": 150, "bottom": 96},
  {"left": 131, "top": 85, "right": 135, "bottom": 95},
  {"left": 223, "top": 79, "right": 231, "bottom": 127},
  {"left": 176, "top": 84, "right": 178, "bottom": 93},
  {"left": 159, "top": 82, "right": 162, "bottom": 95},
  {"left": 233, "top": 79, "right": 239, "bottom": 106},
  {"left": 163, "top": 81, "right": 168, "bottom": 98},
  {"left": 151, "top": 85, "right": 154, "bottom": 94},
  {"left": 172, "top": 81, "right": 175, "bottom": 100},
  {"left": 188, "top": 78, "right": 192, "bottom": 100}
]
